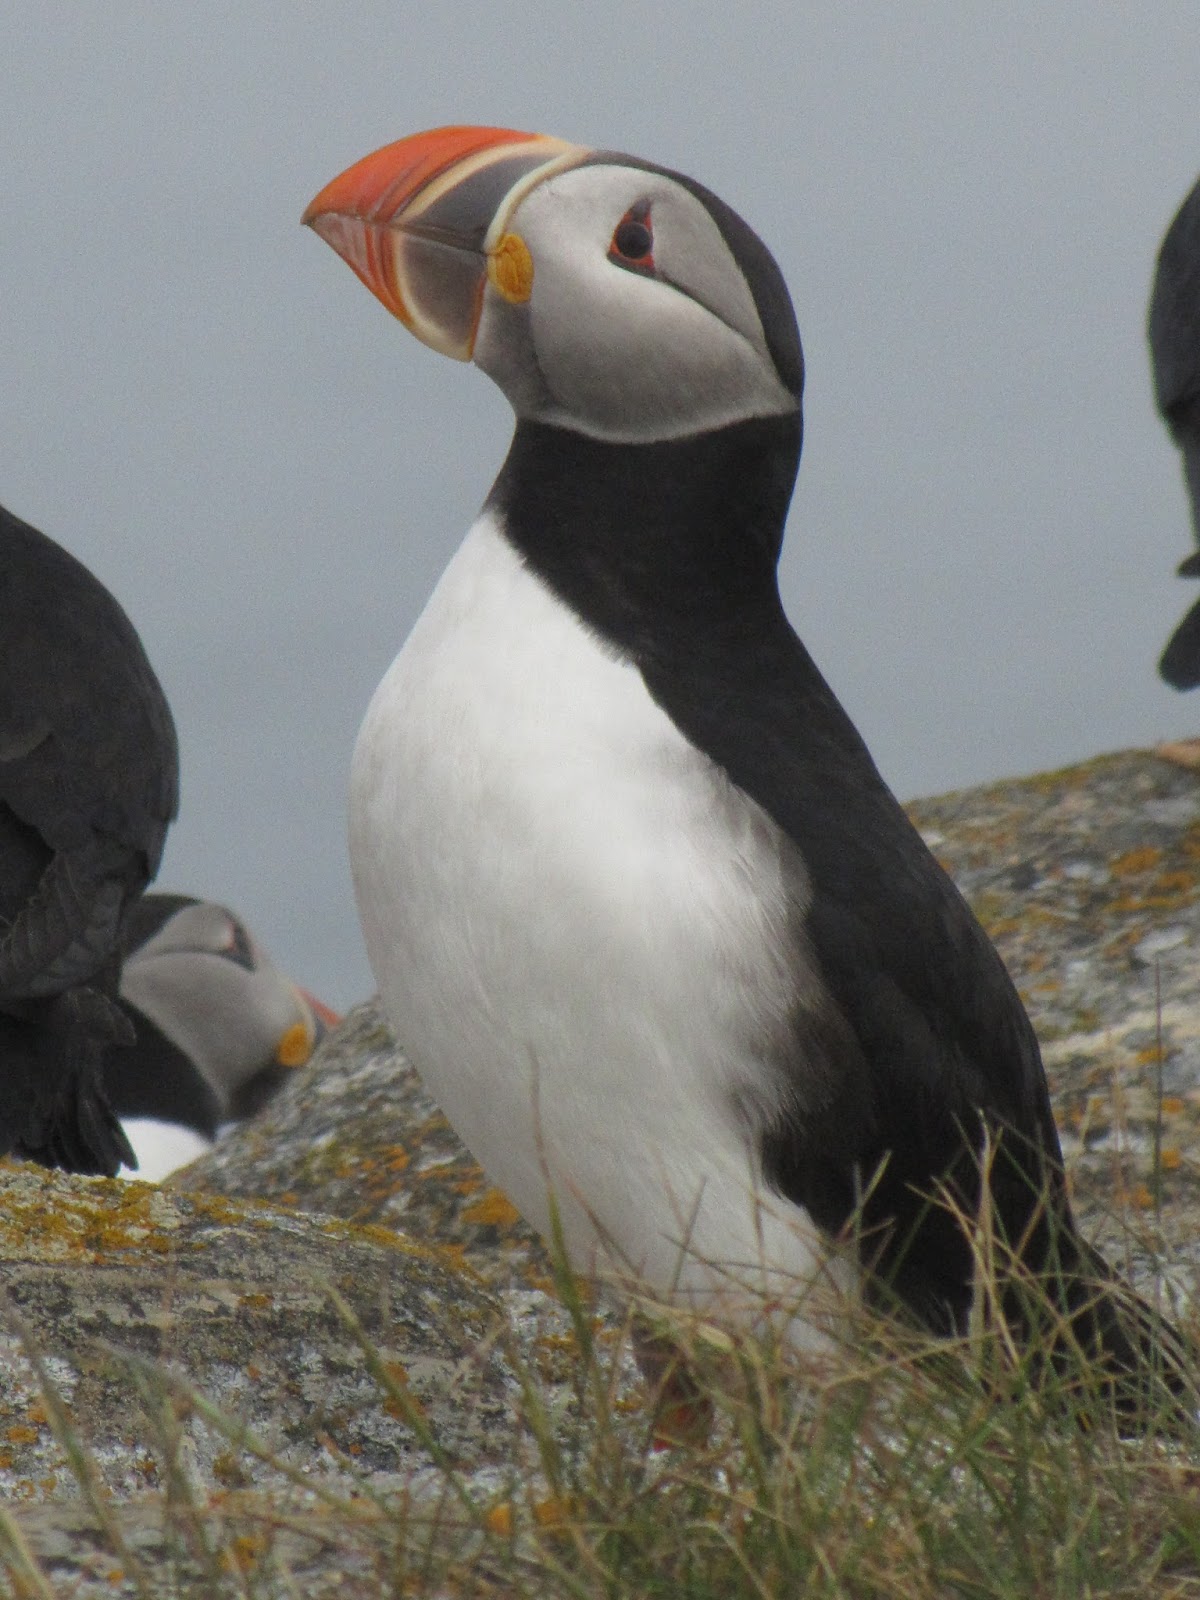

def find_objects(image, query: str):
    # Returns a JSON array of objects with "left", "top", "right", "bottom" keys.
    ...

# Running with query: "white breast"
[
  {"left": 350, "top": 511, "right": 845, "bottom": 1332},
  {"left": 119, "top": 1119, "right": 213, "bottom": 1183}
]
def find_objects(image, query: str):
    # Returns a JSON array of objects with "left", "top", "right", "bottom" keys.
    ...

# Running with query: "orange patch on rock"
[
  {"left": 461, "top": 1188, "right": 522, "bottom": 1228},
  {"left": 1110, "top": 847, "right": 1163, "bottom": 876}
]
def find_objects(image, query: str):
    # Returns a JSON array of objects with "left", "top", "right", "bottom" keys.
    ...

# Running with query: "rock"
[
  {"left": 0, "top": 1161, "right": 520, "bottom": 1503},
  {"left": 907, "top": 749, "right": 1200, "bottom": 1279},
  {"left": 173, "top": 1000, "right": 549, "bottom": 1292},
  {"left": 172, "top": 998, "right": 550, "bottom": 1286},
  {"left": 7, "top": 747, "right": 1200, "bottom": 1590}
]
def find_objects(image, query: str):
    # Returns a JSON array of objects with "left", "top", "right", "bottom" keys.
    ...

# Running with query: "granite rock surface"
[{"left": 7, "top": 747, "right": 1200, "bottom": 1593}]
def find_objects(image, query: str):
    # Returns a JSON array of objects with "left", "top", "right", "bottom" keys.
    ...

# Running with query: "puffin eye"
[{"left": 608, "top": 202, "right": 655, "bottom": 275}]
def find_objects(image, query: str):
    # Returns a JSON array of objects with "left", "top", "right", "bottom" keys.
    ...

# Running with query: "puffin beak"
[
  {"left": 303, "top": 990, "right": 341, "bottom": 1035},
  {"left": 274, "top": 988, "right": 341, "bottom": 1069},
  {"left": 303, "top": 125, "right": 585, "bottom": 360}
]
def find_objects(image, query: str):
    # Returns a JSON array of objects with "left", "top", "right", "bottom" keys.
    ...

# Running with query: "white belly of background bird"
[{"left": 351, "top": 510, "right": 839, "bottom": 1325}]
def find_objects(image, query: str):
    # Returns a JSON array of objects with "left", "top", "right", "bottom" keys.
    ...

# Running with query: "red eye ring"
[{"left": 608, "top": 201, "right": 655, "bottom": 274}]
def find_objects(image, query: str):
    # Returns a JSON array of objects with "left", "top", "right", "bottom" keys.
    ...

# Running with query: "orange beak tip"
[
  {"left": 302, "top": 989, "right": 341, "bottom": 1030},
  {"left": 302, "top": 126, "right": 540, "bottom": 231},
  {"left": 305, "top": 126, "right": 587, "bottom": 354}
]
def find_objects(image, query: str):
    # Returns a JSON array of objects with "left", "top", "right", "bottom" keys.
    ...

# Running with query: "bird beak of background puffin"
[
  {"left": 274, "top": 989, "right": 341, "bottom": 1069},
  {"left": 302, "top": 125, "right": 587, "bottom": 360}
]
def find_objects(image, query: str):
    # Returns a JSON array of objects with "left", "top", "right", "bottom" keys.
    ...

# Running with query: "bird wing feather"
[
  {"left": 643, "top": 625, "right": 1067, "bottom": 1328},
  {"left": 0, "top": 507, "right": 178, "bottom": 998}
]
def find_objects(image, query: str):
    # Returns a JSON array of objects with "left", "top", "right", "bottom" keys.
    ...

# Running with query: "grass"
[{"left": 4, "top": 1188, "right": 1200, "bottom": 1599}]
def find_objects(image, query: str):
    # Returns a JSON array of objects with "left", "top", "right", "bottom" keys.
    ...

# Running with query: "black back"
[
  {"left": 1150, "top": 174, "right": 1200, "bottom": 432},
  {"left": 101, "top": 1004, "right": 223, "bottom": 1139},
  {"left": 120, "top": 892, "right": 199, "bottom": 956}
]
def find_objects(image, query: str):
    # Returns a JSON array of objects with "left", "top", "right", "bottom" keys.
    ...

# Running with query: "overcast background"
[{"left": 2, "top": 6, "right": 1197, "bottom": 1010}]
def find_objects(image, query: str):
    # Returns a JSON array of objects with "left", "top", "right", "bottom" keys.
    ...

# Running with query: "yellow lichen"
[
  {"left": 532, "top": 1495, "right": 578, "bottom": 1529},
  {"left": 1110, "top": 847, "right": 1163, "bottom": 877},
  {"left": 461, "top": 1188, "right": 522, "bottom": 1229},
  {"left": 226, "top": 1533, "right": 268, "bottom": 1573},
  {"left": 484, "top": 1502, "right": 514, "bottom": 1536}
]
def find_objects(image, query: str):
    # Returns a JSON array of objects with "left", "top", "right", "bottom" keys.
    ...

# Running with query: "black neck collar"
[{"left": 485, "top": 413, "right": 802, "bottom": 664}]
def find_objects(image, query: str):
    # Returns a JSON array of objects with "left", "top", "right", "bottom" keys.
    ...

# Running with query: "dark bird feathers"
[
  {"left": 0, "top": 503, "right": 178, "bottom": 1172},
  {"left": 1150, "top": 175, "right": 1200, "bottom": 688}
]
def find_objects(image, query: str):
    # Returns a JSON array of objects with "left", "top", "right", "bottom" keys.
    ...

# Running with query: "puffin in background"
[
  {"left": 111, "top": 894, "right": 339, "bottom": 1181},
  {"left": 1, "top": 502, "right": 177, "bottom": 1174},
  {"left": 1151, "top": 174, "right": 1200, "bottom": 689},
  {"left": 306, "top": 127, "right": 1190, "bottom": 1409}
]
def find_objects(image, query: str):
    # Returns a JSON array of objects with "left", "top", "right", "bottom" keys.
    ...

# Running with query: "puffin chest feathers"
[{"left": 350, "top": 510, "right": 837, "bottom": 1308}]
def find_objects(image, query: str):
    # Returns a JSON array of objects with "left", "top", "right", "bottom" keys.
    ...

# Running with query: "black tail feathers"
[
  {"left": 0, "top": 986, "right": 137, "bottom": 1176},
  {"left": 860, "top": 1136, "right": 1195, "bottom": 1433}
]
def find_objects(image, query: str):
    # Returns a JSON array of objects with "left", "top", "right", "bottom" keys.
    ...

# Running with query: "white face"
[{"left": 472, "top": 163, "right": 798, "bottom": 444}]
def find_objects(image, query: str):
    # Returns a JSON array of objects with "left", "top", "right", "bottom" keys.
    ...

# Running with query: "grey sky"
[{"left": 3, "top": 5, "right": 1197, "bottom": 1009}]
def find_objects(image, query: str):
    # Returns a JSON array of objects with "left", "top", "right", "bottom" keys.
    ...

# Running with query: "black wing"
[
  {"left": 0, "top": 503, "right": 179, "bottom": 1170},
  {"left": 642, "top": 618, "right": 1069, "bottom": 1333},
  {"left": 656, "top": 636, "right": 1187, "bottom": 1405}
]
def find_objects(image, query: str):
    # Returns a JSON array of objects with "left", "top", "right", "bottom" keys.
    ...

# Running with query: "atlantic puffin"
[
  {"left": 306, "top": 127, "right": 1190, "bottom": 1405},
  {"left": 1151, "top": 174, "right": 1200, "bottom": 689},
  {"left": 0, "top": 502, "right": 177, "bottom": 1174},
  {"left": 111, "top": 893, "right": 338, "bottom": 1180}
]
